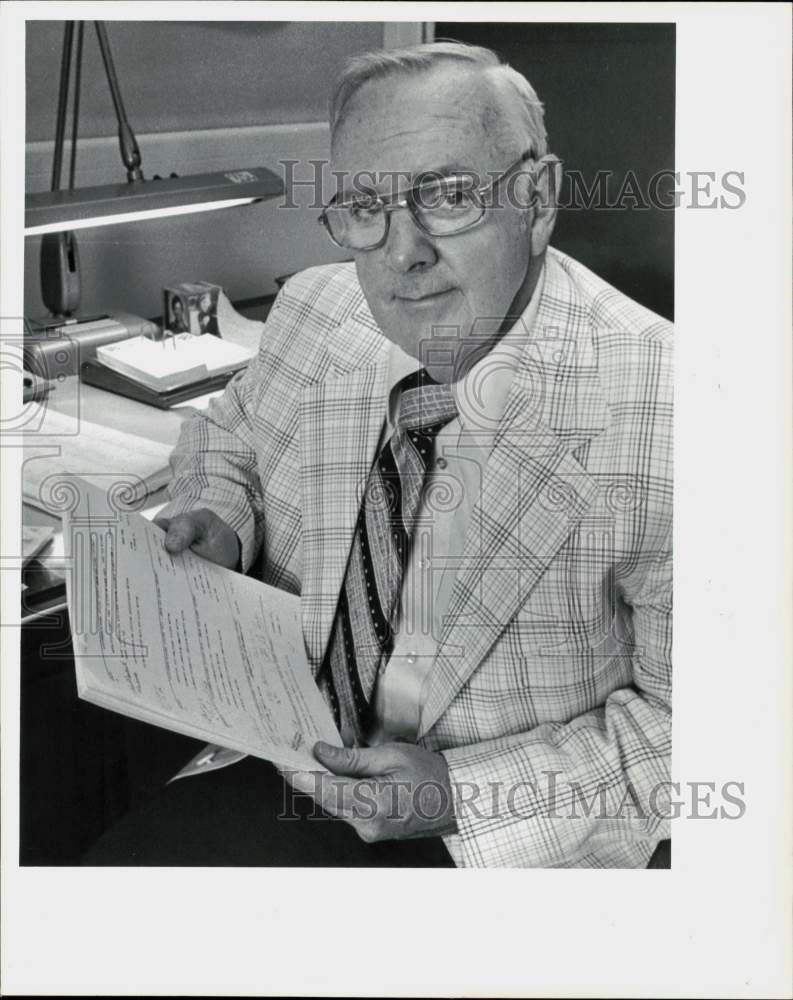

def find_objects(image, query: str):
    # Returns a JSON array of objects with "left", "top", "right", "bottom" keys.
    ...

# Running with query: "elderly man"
[{"left": 88, "top": 41, "right": 672, "bottom": 869}]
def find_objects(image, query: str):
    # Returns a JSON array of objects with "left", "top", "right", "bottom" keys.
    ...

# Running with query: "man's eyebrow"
[
  {"left": 407, "top": 163, "right": 478, "bottom": 186},
  {"left": 418, "top": 162, "right": 474, "bottom": 178}
]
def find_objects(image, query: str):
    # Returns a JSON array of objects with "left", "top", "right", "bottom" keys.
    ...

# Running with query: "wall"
[
  {"left": 26, "top": 21, "right": 390, "bottom": 142},
  {"left": 443, "top": 22, "right": 675, "bottom": 320}
]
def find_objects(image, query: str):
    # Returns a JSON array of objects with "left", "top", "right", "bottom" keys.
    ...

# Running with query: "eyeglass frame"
[{"left": 317, "top": 150, "right": 536, "bottom": 251}]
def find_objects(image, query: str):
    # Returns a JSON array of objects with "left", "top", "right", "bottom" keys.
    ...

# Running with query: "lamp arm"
[
  {"left": 42, "top": 21, "right": 80, "bottom": 317},
  {"left": 50, "top": 21, "right": 74, "bottom": 192},
  {"left": 94, "top": 20, "right": 143, "bottom": 182},
  {"left": 68, "top": 21, "right": 84, "bottom": 190}
]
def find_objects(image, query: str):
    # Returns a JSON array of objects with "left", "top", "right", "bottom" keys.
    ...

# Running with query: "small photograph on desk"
[
  {"left": 164, "top": 281, "right": 221, "bottom": 339},
  {"left": 164, "top": 290, "right": 191, "bottom": 335},
  {"left": 195, "top": 282, "right": 221, "bottom": 337}
]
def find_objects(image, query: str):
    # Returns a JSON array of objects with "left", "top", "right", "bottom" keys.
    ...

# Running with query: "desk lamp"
[{"left": 26, "top": 20, "right": 284, "bottom": 321}]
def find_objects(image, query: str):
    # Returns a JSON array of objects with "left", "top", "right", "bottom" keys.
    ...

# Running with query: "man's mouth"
[{"left": 394, "top": 288, "right": 455, "bottom": 303}]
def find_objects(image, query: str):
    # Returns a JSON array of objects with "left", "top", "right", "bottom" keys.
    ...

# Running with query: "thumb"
[
  {"left": 162, "top": 514, "right": 202, "bottom": 554},
  {"left": 313, "top": 742, "right": 388, "bottom": 778}
]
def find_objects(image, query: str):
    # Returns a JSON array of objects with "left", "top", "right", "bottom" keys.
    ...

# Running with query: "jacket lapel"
[
  {"left": 298, "top": 303, "right": 389, "bottom": 674},
  {"left": 295, "top": 253, "right": 614, "bottom": 726},
  {"left": 418, "top": 254, "right": 612, "bottom": 736}
]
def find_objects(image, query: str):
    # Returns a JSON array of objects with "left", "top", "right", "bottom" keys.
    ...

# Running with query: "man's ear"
[{"left": 524, "top": 154, "right": 562, "bottom": 257}]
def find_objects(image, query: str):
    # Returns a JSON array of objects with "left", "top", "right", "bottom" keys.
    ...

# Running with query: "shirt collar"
[{"left": 384, "top": 264, "right": 546, "bottom": 436}]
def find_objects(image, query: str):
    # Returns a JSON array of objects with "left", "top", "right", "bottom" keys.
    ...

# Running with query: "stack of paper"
[{"left": 96, "top": 333, "right": 255, "bottom": 392}]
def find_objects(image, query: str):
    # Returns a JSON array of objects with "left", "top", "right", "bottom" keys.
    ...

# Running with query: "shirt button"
[
  {"left": 406, "top": 652, "right": 417, "bottom": 664},
  {"left": 436, "top": 457, "right": 448, "bottom": 470}
]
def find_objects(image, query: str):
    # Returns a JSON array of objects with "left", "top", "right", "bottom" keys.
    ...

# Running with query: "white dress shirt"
[{"left": 367, "top": 267, "right": 545, "bottom": 744}]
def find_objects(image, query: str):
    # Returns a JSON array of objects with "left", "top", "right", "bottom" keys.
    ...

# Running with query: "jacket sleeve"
[
  {"left": 157, "top": 296, "right": 288, "bottom": 573},
  {"left": 157, "top": 264, "right": 362, "bottom": 572},
  {"left": 440, "top": 523, "right": 672, "bottom": 868}
]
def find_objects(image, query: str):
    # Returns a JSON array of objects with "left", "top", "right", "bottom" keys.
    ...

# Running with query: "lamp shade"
[{"left": 25, "top": 166, "right": 285, "bottom": 235}]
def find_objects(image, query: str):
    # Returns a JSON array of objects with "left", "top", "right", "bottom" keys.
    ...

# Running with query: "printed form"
[{"left": 64, "top": 478, "right": 342, "bottom": 772}]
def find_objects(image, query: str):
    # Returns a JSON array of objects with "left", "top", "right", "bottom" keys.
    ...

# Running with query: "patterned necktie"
[{"left": 319, "top": 368, "right": 458, "bottom": 746}]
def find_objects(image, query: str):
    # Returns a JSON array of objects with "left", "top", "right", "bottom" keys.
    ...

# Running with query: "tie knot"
[{"left": 395, "top": 369, "right": 457, "bottom": 433}]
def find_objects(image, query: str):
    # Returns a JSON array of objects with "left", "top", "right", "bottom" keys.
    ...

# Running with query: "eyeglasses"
[{"left": 318, "top": 151, "right": 534, "bottom": 251}]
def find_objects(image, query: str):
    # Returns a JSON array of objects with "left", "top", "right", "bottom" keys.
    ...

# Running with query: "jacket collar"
[{"left": 322, "top": 252, "right": 611, "bottom": 444}]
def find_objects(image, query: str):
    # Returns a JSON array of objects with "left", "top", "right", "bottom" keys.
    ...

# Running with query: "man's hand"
[
  {"left": 154, "top": 509, "right": 241, "bottom": 569},
  {"left": 285, "top": 741, "right": 458, "bottom": 842}
]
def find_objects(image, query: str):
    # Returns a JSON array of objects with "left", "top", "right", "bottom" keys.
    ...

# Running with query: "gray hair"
[{"left": 329, "top": 40, "right": 548, "bottom": 157}]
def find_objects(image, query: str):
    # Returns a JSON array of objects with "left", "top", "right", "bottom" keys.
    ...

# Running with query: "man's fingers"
[
  {"left": 285, "top": 768, "right": 327, "bottom": 797},
  {"left": 161, "top": 513, "right": 204, "bottom": 554},
  {"left": 312, "top": 741, "right": 396, "bottom": 778},
  {"left": 284, "top": 769, "right": 360, "bottom": 820},
  {"left": 156, "top": 509, "right": 240, "bottom": 568}
]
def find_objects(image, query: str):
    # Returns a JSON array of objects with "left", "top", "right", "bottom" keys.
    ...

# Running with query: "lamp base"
[{"left": 40, "top": 230, "right": 81, "bottom": 316}]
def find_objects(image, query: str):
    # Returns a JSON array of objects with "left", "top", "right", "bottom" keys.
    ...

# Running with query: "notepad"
[{"left": 96, "top": 333, "right": 255, "bottom": 392}]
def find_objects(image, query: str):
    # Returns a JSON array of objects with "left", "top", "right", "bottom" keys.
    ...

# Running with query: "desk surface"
[
  {"left": 21, "top": 378, "right": 197, "bottom": 617},
  {"left": 49, "top": 375, "right": 190, "bottom": 444},
  {"left": 27, "top": 294, "right": 264, "bottom": 459},
  {"left": 22, "top": 378, "right": 191, "bottom": 524},
  {"left": 20, "top": 299, "right": 266, "bottom": 617}
]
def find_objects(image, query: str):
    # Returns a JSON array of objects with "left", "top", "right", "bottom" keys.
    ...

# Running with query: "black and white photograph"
[
  {"left": 1, "top": 3, "right": 790, "bottom": 997},
  {"left": 196, "top": 283, "right": 221, "bottom": 336},
  {"left": 166, "top": 290, "right": 190, "bottom": 334}
]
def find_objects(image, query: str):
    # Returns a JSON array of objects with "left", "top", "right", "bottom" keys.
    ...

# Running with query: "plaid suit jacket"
[{"left": 163, "top": 247, "right": 673, "bottom": 868}]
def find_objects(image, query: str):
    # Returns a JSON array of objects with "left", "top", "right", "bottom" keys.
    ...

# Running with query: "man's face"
[{"left": 330, "top": 66, "right": 539, "bottom": 376}]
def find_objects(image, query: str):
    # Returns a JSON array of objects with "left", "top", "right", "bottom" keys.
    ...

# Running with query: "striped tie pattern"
[{"left": 319, "top": 369, "right": 458, "bottom": 746}]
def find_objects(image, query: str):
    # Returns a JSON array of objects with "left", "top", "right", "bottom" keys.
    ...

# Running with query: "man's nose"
[{"left": 382, "top": 207, "right": 437, "bottom": 273}]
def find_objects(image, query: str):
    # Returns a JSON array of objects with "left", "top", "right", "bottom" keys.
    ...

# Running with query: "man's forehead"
[
  {"left": 344, "top": 61, "right": 489, "bottom": 112},
  {"left": 330, "top": 66, "right": 511, "bottom": 194}
]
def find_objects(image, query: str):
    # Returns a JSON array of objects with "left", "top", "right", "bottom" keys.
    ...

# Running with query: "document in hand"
[{"left": 63, "top": 478, "right": 342, "bottom": 772}]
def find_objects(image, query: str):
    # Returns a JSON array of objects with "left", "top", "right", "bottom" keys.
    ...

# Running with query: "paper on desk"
[
  {"left": 23, "top": 405, "right": 173, "bottom": 514},
  {"left": 216, "top": 291, "right": 265, "bottom": 351},
  {"left": 64, "top": 477, "right": 341, "bottom": 773},
  {"left": 21, "top": 524, "right": 56, "bottom": 565},
  {"left": 97, "top": 333, "right": 254, "bottom": 392}
]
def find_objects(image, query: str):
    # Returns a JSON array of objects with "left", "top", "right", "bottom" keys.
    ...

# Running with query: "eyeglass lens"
[{"left": 324, "top": 177, "right": 485, "bottom": 249}]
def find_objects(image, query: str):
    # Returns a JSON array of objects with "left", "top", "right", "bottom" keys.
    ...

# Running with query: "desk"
[
  {"left": 21, "top": 378, "right": 190, "bottom": 619},
  {"left": 21, "top": 296, "right": 266, "bottom": 617},
  {"left": 18, "top": 301, "right": 267, "bottom": 863},
  {"left": 19, "top": 376, "right": 214, "bottom": 861}
]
